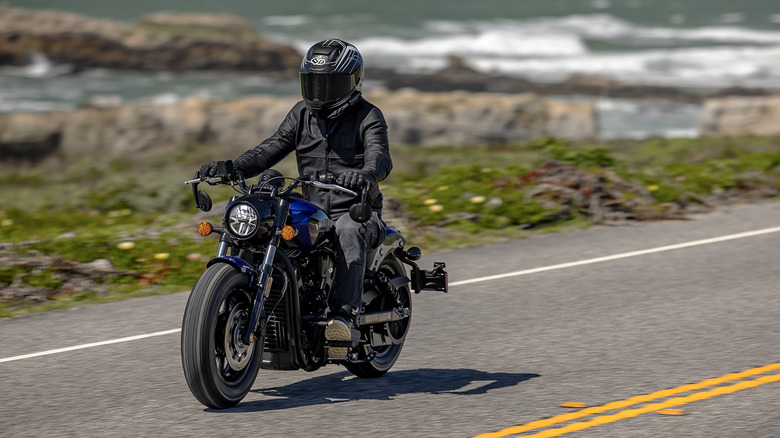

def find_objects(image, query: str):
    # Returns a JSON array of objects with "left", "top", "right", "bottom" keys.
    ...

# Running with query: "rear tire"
[
  {"left": 346, "top": 256, "right": 412, "bottom": 378},
  {"left": 181, "top": 264, "right": 261, "bottom": 409}
]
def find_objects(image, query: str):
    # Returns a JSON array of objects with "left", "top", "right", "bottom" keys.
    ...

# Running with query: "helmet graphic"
[{"left": 300, "top": 39, "right": 364, "bottom": 119}]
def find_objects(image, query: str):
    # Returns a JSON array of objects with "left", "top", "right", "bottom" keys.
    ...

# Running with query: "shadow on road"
[{"left": 215, "top": 368, "right": 539, "bottom": 413}]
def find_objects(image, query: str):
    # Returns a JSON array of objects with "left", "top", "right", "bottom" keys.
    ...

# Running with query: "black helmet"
[{"left": 300, "top": 39, "right": 364, "bottom": 119}]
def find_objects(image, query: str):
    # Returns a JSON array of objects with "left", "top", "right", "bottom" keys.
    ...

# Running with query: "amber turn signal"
[
  {"left": 281, "top": 225, "right": 296, "bottom": 241},
  {"left": 198, "top": 222, "right": 214, "bottom": 236}
]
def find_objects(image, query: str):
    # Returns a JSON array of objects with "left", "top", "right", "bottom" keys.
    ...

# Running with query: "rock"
[
  {"left": 0, "top": 90, "right": 597, "bottom": 168},
  {"left": 81, "top": 95, "right": 124, "bottom": 109},
  {"left": 0, "top": 251, "right": 129, "bottom": 305},
  {"left": 138, "top": 12, "right": 257, "bottom": 36},
  {"left": 372, "top": 58, "right": 771, "bottom": 103},
  {"left": 81, "top": 259, "right": 114, "bottom": 273},
  {"left": 522, "top": 160, "right": 673, "bottom": 222},
  {"left": 699, "top": 95, "right": 780, "bottom": 137},
  {"left": 0, "top": 5, "right": 301, "bottom": 74},
  {"left": 0, "top": 112, "right": 65, "bottom": 164},
  {"left": 367, "top": 88, "right": 596, "bottom": 145}
]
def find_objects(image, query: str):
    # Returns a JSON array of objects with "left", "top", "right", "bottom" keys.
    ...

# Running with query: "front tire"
[
  {"left": 346, "top": 256, "right": 412, "bottom": 378},
  {"left": 181, "top": 263, "right": 261, "bottom": 409}
]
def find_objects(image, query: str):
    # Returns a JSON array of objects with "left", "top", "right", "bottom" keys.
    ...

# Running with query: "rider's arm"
[
  {"left": 233, "top": 103, "right": 300, "bottom": 178},
  {"left": 360, "top": 106, "right": 393, "bottom": 183}
]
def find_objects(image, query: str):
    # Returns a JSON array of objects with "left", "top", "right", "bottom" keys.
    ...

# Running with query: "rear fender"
[
  {"left": 366, "top": 227, "right": 406, "bottom": 274},
  {"left": 363, "top": 227, "right": 411, "bottom": 305}
]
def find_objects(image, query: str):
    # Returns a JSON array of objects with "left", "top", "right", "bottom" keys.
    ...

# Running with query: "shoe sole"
[{"left": 325, "top": 319, "right": 351, "bottom": 359}]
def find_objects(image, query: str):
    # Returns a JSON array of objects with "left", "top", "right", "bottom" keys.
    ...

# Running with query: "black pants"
[{"left": 331, "top": 211, "right": 386, "bottom": 317}]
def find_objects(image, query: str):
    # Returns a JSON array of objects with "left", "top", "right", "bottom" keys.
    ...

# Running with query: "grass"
[{"left": 2, "top": 135, "right": 780, "bottom": 317}]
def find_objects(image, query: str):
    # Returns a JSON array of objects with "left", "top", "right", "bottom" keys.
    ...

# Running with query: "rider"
[{"left": 198, "top": 39, "right": 392, "bottom": 358}]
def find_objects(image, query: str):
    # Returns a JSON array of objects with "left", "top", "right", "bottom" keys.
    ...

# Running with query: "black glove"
[
  {"left": 198, "top": 161, "right": 219, "bottom": 179},
  {"left": 337, "top": 171, "right": 371, "bottom": 190}
]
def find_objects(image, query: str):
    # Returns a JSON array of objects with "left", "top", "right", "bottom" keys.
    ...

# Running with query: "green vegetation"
[{"left": 2, "top": 135, "right": 780, "bottom": 317}]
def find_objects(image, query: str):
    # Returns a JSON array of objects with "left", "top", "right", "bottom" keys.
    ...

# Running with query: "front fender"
[{"left": 206, "top": 256, "right": 258, "bottom": 288}]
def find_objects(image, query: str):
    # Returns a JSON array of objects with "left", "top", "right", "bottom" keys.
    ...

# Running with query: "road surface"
[{"left": 2, "top": 200, "right": 779, "bottom": 437}]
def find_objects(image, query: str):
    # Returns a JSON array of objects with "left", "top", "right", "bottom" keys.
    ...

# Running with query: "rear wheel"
[
  {"left": 181, "top": 264, "right": 261, "bottom": 409},
  {"left": 346, "top": 256, "right": 412, "bottom": 378}
]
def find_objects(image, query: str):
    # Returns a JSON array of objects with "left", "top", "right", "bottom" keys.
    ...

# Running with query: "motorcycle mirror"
[
  {"left": 349, "top": 203, "right": 372, "bottom": 223},
  {"left": 197, "top": 190, "right": 212, "bottom": 212}
]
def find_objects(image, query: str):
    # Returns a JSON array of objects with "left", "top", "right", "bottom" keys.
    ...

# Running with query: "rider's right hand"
[{"left": 198, "top": 161, "right": 219, "bottom": 179}]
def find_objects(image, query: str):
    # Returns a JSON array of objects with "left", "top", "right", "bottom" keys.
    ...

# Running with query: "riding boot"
[{"left": 325, "top": 305, "right": 360, "bottom": 359}]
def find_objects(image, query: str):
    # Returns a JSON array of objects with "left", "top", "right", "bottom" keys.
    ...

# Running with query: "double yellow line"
[{"left": 475, "top": 362, "right": 780, "bottom": 438}]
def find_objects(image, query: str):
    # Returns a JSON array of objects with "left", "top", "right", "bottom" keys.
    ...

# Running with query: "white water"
[
  {"left": 309, "top": 14, "right": 780, "bottom": 89},
  {"left": 3, "top": 10, "right": 779, "bottom": 138}
]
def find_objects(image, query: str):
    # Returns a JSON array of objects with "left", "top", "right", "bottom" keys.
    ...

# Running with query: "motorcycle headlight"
[
  {"left": 227, "top": 203, "right": 259, "bottom": 237},
  {"left": 225, "top": 198, "right": 275, "bottom": 240}
]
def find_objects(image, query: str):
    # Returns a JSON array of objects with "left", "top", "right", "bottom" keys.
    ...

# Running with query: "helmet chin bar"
[{"left": 305, "top": 91, "right": 362, "bottom": 119}]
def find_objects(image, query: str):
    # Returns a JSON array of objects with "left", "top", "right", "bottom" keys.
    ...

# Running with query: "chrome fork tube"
[
  {"left": 243, "top": 198, "right": 291, "bottom": 344},
  {"left": 242, "top": 240, "right": 277, "bottom": 343},
  {"left": 216, "top": 241, "right": 230, "bottom": 257},
  {"left": 216, "top": 230, "right": 232, "bottom": 257}
]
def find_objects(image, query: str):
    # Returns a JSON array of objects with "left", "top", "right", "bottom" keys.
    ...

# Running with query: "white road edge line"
[
  {"left": 0, "top": 329, "right": 181, "bottom": 363},
  {"left": 3, "top": 225, "right": 780, "bottom": 364},
  {"left": 450, "top": 225, "right": 780, "bottom": 286}
]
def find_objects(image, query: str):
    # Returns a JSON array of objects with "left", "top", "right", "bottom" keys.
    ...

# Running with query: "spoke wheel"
[
  {"left": 346, "top": 256, "right": 411, "bottom": 378},
  {"left": 181, "top": 264, "right": 262, "bottom": 409},
  {"left": 216, "top": 290, "right": 254, "bottom": 381}
]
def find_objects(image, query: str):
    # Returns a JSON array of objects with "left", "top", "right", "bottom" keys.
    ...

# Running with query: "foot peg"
[{"left": 324, "top": 317, "right": 360, "bottom": 359}]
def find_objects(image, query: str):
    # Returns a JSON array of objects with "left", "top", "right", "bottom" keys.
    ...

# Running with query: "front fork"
[{"left": 240, "top": 198, "right": 290, "bottom": 345}]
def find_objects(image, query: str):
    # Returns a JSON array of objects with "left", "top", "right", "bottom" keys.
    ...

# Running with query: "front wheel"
[
  {"left": 346, "top": 256, "right": 412, "bottom": 378},
  {"left": 181, "top": 263, "right": 261, "bottom": 409}
]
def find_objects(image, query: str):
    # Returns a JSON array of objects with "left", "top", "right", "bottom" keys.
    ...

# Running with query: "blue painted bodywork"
[
  {"left": 286, "top": 196, "right": 333, "bottom": 250},
  {"left": 207, "top": 256, "right": 258, "bottom": 287}
]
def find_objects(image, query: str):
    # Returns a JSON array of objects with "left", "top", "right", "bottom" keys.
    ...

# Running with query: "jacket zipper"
[{"left": 320, "top": 118, "right": 332, "bottom": 214}]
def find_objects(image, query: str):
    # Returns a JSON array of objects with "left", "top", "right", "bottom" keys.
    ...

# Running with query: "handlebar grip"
[{"left": 185, "top": 176, "right": 223, "bottom": 185}]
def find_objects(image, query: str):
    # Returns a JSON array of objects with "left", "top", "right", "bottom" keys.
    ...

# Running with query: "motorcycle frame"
[{"left": 206, "top": 198, "right": 414, "bottom": 371}]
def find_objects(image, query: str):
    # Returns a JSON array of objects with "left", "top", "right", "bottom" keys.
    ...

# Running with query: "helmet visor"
[{"left": 300, "top": 73, "right": 357, "bottom": 104}]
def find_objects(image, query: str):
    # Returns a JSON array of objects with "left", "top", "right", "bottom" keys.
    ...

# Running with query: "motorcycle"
[{"left": 180, "top": 161, "right": 448, "bottom": 409}]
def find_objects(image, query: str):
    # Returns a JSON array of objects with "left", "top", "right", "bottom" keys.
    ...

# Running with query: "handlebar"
[
  {"left": 185, "top": 174, "right": 358, "bottom": 198},
  {"left": 185, "top": 176, "right": 221, "bottom": 185},
  {"left": 186, "top": 169, "right": 370, "bottom": 222}
]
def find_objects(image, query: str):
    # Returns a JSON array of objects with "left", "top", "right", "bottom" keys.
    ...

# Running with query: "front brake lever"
[{"left": 308, "top": 180, "right": 358, "bottom": 197}]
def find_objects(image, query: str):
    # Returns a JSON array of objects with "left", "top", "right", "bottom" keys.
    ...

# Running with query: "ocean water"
[{"left": 2, "top": 0, "right": 779, "bottom": 138}]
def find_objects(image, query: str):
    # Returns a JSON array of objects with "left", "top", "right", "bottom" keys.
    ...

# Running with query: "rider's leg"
[
  {"left": 326, "top": 211, "right": 385, "bottom": 358},
  {"left": 330, "top": 211, "right": 384, "bottom": 318}
]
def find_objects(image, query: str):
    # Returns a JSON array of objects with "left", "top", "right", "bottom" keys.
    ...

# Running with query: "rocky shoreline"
[
  {"left": 1, "top": 5, "right": 780, "bottom": 170},
  {"left": 372, "top": 56, "right": 773, "bottom": 104},
  {"left": 0, "top": 89, "right": 597, "bottom": 169},
  {"left": 0, "top": 5, "right": 300, "bottom": 75},
  {"left": 1, "top": 5, "right": 775, "bottom": 102}
]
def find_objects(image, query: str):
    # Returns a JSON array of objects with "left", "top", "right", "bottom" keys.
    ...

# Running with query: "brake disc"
[{"left": 224, "top": 305, "right": 254, "bottom": 371}]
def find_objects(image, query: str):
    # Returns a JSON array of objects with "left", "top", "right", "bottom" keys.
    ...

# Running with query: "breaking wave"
[{"left": 277, "top": 13, "right": 780, "bottom": 89}]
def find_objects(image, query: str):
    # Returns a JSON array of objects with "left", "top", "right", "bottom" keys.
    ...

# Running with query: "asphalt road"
[{"left": 2, "top": 200, "right": 780, "bottom": 437}]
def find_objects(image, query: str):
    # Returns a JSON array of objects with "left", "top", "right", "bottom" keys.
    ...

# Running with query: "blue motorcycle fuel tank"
[{"left": 286, "top": 196, "right": 333, "bottom": 250}]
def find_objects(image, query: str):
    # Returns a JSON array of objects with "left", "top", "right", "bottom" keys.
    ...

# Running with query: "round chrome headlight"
[{"left": 227, "top": 203, "right": 259, "bottom": 237}]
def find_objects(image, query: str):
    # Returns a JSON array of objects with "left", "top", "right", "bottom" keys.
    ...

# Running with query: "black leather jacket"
[{"left": 233, "top": 97, "right": 392, "bottom": 216}]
